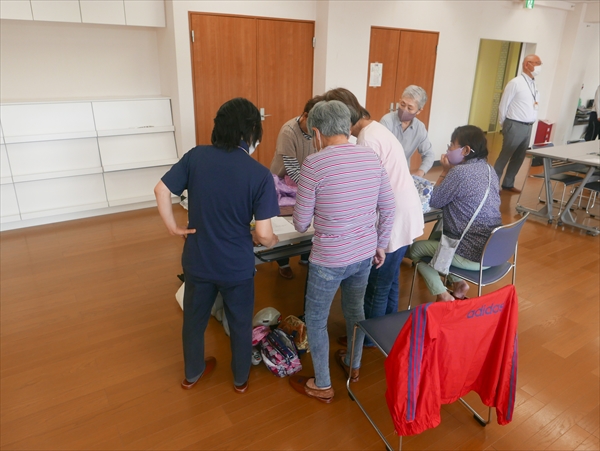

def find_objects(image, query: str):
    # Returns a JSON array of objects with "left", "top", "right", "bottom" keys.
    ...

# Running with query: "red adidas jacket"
[{"left": 384, "top": 285, "right": 518, "bottom": 436}]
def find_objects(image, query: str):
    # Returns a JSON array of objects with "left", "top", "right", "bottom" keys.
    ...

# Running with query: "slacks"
[
  {"left": 408, "top": 234, "right": 482, "bottom": 296},
  {"left": 494, "top": 119, "right": 533, "bottom": 189},
  {"left": 182, "top": 271, "right": 254, "bottom": 386}
]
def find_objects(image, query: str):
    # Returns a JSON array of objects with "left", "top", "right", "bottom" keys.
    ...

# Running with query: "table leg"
[
  {"left": 559, "top": 166, "right": 600, "bottom": 236},
  {"left": 516, "top": 157, "right": 554, "bottom": 223}
]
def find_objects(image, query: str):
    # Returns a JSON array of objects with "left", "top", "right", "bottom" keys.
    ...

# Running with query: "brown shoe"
[
  {"left": 502, "top": 186, "right": 522, "bottom": 194},
  {"left": 234, "top": 380, "right": 249, "bottom": 394},
  {"left": 289, "top": 375, "right": 334, "bottom": 403},
  {"left": 181, "top": 356, "right": 216, "bottom": 389},
  {"left": 335, "top": 349, "right": 359, "bottom": 382},
  {"left": 278, "top": 266, "right": 294, "bottom": 279}
]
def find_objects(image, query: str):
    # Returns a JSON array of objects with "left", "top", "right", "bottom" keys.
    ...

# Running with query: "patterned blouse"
[{"left": 430, "top": 158, "right": 502, "bottom": 262}]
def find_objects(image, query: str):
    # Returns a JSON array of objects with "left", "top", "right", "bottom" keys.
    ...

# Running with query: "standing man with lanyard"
[{"left": 494, "top": 54, "right": 543, "bottom": 194}]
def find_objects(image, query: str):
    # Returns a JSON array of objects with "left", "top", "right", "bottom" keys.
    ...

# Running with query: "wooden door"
[
  {"left": 190, "top": 14, "right": 257, "bottom": 147},
  {"left": 394, "top": 30, "right": 438, "bottom": 129},
  {"left": 190, "top": 13, "right": 314, "bottom": 168},
  {"left": 256, "top": 19, "right": 314, "bottom": 167},
  {"left": 365, "top": 27, "right": 400, "bottom": 123},
  {"left": 365, "top": 27, "right": 438, "bottom": 128}
]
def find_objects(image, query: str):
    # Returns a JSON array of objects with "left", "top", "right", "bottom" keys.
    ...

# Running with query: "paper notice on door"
[{"left": 369, "top": 63, "right": 383, "bottom": 87}]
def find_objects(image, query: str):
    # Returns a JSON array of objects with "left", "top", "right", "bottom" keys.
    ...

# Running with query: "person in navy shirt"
[{"left": 154, "top": 98, "right": 280, "bottom": 393}]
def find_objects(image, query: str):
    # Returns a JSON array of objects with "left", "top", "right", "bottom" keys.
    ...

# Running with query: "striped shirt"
[{"left": 293, "top": 143, "right": 396, "bottom": 267}]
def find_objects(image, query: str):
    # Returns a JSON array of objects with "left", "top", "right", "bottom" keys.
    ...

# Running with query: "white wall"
[
  {"left": 161, "top": 0, "right": 580, "bottom": 159},
  {"left": 1, "top": 1, "right": 594, "bottom": 158},
  {"left": 547, "top": 3, "right": 598, "bottom": 144},
  {"left": 0, "top": 19, "right": 161, "bottom": 101},
  {"left": 581, "top": 22, "right": 600, "bottom": 106},
  {"left": 321, "top": 1, "right": 570, "bottom": 156}
]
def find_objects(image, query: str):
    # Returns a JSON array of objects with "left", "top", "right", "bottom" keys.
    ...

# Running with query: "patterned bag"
[
  {"left": 255, "top": 327, "right": 302, "bottom": 377},
  {"left": 412, "top": 175, "right": 434, "bottom": 213},
  {"left": 277, "top": 315, "right": 309, "bottom": 352},
  {"left": 429, "top": 233, "right": 461, "bottom": 275}
]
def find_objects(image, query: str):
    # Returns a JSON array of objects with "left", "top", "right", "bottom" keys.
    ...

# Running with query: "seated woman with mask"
[{"left": 407, "top": 125, "right": 502, "bottom": 302}]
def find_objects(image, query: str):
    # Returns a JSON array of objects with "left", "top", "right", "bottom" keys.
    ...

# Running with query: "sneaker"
[{"left": 251, "top": 347, "right": 262, "bottom": 365}]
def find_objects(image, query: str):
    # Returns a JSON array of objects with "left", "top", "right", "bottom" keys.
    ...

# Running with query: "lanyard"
[{"left": 522, "top": 74, "right": 538, "bottom": 102}]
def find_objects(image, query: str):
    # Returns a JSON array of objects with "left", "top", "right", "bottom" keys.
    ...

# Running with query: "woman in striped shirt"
[{"left": 289, "top": 100, "right": 395, "bottom": 403}]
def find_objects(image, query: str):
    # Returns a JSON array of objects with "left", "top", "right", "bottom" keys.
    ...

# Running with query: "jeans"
[
  {"left": 362, "top": 245, "right": 409, "bottom": 345},
  {"left": 182, "top": 272, "right": 254, "bottom": 386},
  {"left": 407, "top": 234, "right": 482, "bottom": 296},
  {"left": 304, "top": 258, "right": 372, "bottom": 388}
]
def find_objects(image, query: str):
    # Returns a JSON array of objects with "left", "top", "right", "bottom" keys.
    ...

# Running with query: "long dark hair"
[
  {"left": 211, "top": 98, "right": 262, "bottom": 150},
  {"left": 451, "top": 125, "right": 489, "bottom": 161}
]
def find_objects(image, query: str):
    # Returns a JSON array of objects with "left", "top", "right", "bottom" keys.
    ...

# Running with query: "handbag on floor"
[
  {"left": 253, "top": 326, "right": 302, "bottom": 377},
  {"left": 430, "top": 165, "right": 491, "bottom": 275}
]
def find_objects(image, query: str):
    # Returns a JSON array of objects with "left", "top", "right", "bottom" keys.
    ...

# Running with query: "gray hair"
[
  {"left": 307, "top": 100, "right": 351, "bottom": 137},
  {"left": 402, "top": 85, "right": 428, "bottom": 110}
]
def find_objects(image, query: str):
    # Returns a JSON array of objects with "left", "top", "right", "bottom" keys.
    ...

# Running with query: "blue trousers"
[
  {"left": 182, "top": 272, "right": 254, "bottom": 386},
  {"left": 362, "top": 245, "right": 409, "bottom": 345},
  {"left": 305, "top": 258, "right": 372, "bottom": 388}
]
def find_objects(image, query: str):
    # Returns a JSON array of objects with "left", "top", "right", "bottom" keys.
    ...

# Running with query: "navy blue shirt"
[{"left": 162, "top": 144, "right": 280, "bottom": 281}]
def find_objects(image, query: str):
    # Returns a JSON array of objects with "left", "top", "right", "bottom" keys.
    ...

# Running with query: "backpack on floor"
[{"left": 254, "top": 327, "right": 302, "bottom": 377}]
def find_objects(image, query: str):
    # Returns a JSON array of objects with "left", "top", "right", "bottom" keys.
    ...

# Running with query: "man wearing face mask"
[
  {"left": 380, "top": 85, "right": 435, "bottom": 177},
  {"left": 494, "top": 54, "right": 543, "bottom": 194},
  {"left": 269, "top": 96, "right": 322, "bottom": 279},
  {"left": 154, "top": 98, "right": 280, "bottom": 394}
]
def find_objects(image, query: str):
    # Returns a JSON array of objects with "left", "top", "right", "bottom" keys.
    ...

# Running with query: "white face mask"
[
  {"left": 248, "top": 140, "right": 259, "bottom": 155},
  {"left": 531, "top": 65, "right": 542, "bottom": 77}
]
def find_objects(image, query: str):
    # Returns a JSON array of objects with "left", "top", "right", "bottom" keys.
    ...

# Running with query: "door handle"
[
  {"left": 389, "top": 103, "right": 395, "bottom": 113},
  {"left": 260, "top": 108, "right": 271, "bottom": 121}
]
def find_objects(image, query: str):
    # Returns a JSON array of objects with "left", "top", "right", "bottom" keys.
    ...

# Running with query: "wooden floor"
[{"left": 1, "top": 168, "right": 599, "bottom": 450}]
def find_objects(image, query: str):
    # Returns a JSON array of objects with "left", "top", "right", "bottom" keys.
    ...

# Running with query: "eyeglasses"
[{"left": 447, "top": 144, "right": 475, "bottom": 153}]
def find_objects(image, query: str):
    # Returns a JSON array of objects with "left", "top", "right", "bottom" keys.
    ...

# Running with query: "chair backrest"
[{"left": 481, "top": 213, "right": 529, "bottom": 268}]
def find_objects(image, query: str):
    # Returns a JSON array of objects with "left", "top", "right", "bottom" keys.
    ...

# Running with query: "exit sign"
[{"left": 525, "top": 0, "right": 534, "bottom": 9}]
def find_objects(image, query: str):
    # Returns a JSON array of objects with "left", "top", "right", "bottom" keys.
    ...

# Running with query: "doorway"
[
  {"left": 189, "top": 13, "right": 314, "bottom": 168},
  {"left": 468, "top": 39, "right": 525, "bottom": 163}
]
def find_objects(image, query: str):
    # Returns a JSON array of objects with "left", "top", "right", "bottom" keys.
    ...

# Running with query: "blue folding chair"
[{"left": 408, "top": 212, "right": 529, "bottom": 308}]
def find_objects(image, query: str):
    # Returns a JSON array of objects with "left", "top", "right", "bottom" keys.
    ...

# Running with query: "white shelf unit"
[
  {"left": 0, "top": 0, "right": 33, "bottom": 21},
  {"left": 1, "top": 0, "right": 165, "bottom": 26},
  {"left": 30, "top": 0, "right": 82, "bottom": 23},
  {"left": 0, "top": 98, "right": 178, "bottom": 229},
  {"left": 0, "top": 124, "right": 21, "bottom": 224}
]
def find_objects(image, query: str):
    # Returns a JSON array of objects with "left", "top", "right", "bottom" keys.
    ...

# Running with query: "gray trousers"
[{"left": 494, "top": 119, "right": 533, "bottom": 189}]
